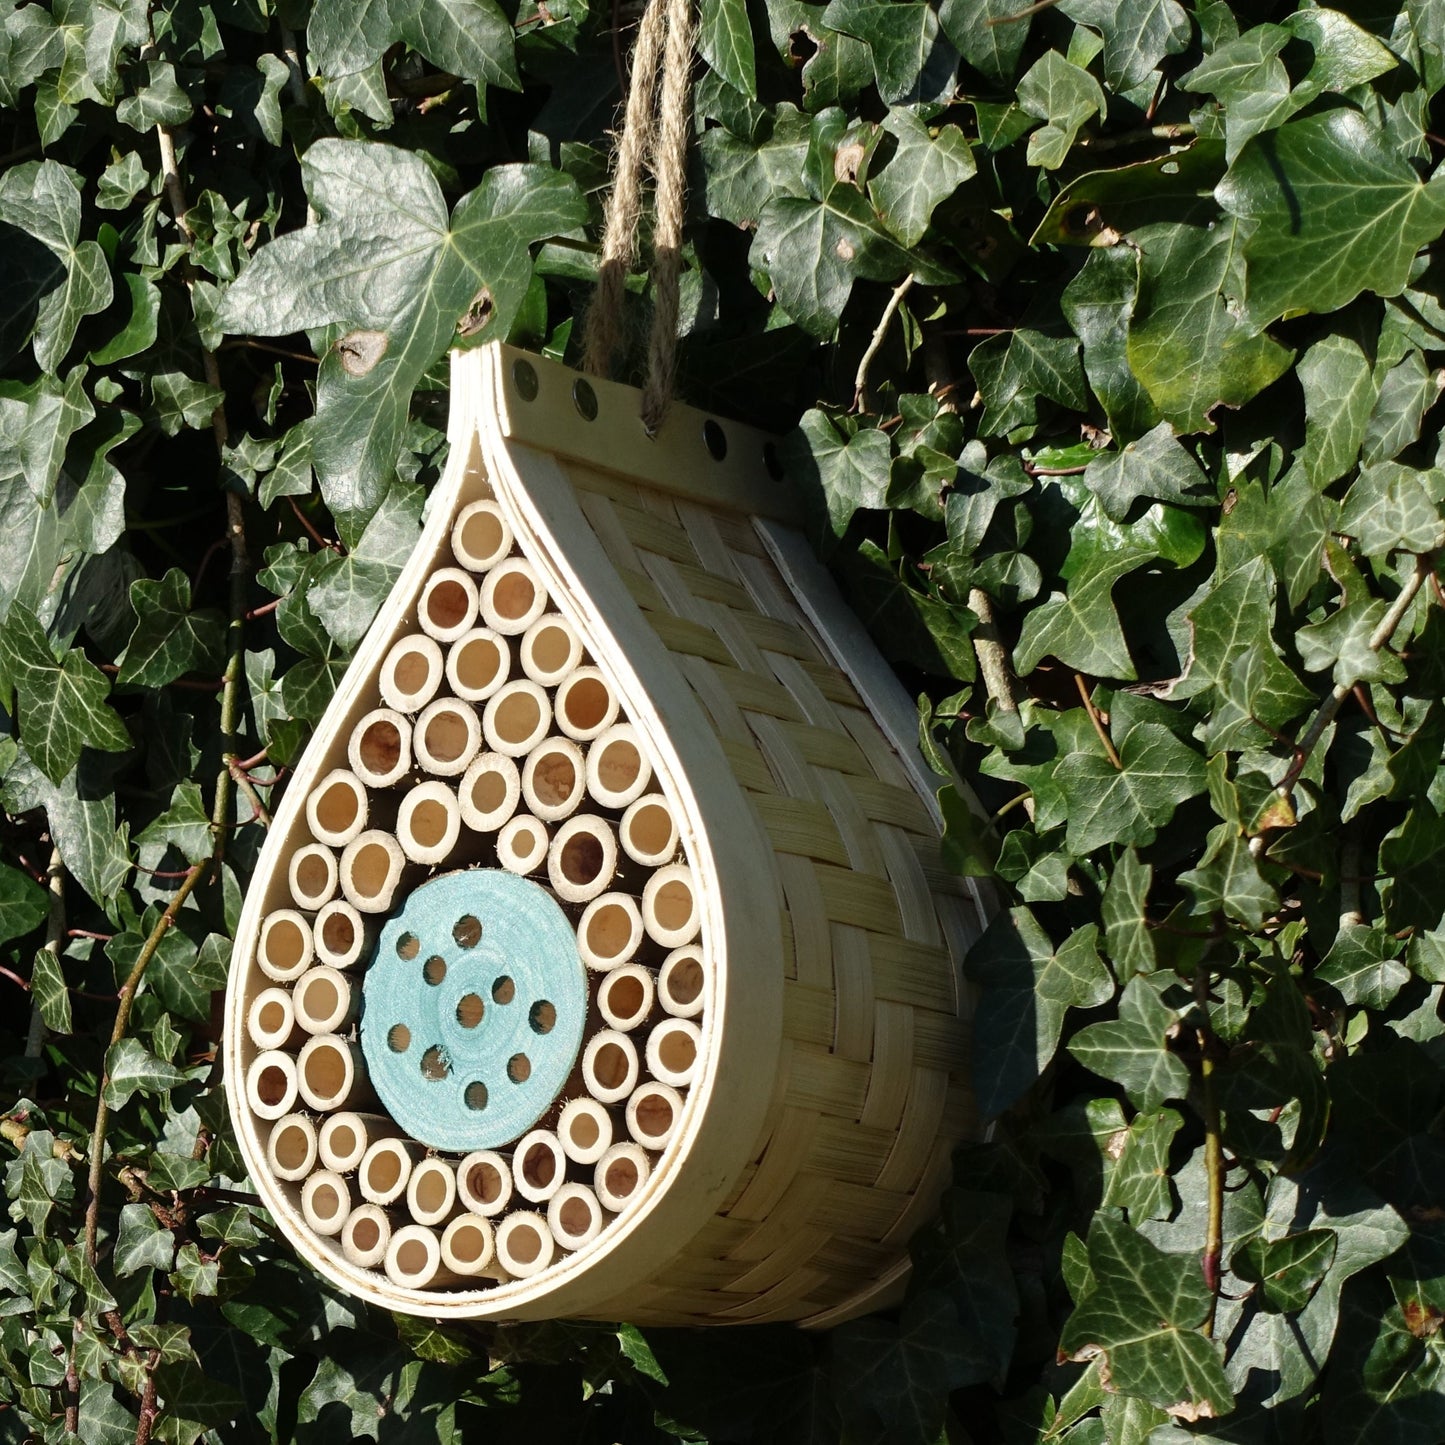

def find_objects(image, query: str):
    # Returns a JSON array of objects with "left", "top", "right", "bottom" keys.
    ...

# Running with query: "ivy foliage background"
[{"left": 0, "top": 0, "right": 1444, "bottom": 1440}]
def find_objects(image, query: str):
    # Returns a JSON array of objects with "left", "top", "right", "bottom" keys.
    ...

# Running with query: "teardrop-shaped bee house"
[{"left": 223, "top": 344, "right": 992, "bottom": 1325}]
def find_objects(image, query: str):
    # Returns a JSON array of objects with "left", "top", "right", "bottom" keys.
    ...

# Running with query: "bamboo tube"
[
  {"left": 359, "top": 1137, "right": 422, "bottom": 1206},
  {"left": 446, "top": 627, "right": 510, "bottom": 703},
  {"left": 519, "top": 613, "right": 583, "bottom": 687},
  {"left": 577, "top": 894, "right": 643, "bottom": 972},
  {"left": 451, "top": 499, "right": 512, "bottom": 572},
  {"left": 479, "top": 557, "right": 547, "bottom": 636},
  {"left": 494, "top": 1212, "right": 555, "bottom": 1278},
  {"left": 406, "top": 1157, "right": 459, "bottom": 1227},
  {"left": 547, "top": 1184, "right": 604, "bottom": 1251},
  {"left": 512, "top": 1130, "right": 566, "bottom": 1204},
  {"left": 641, "top": 864, "right": 700, "bottom": 948},
  {"left": 305, "top": 769, "right": 368, "bottom": 848},
  {"left": 658, "top": 945, "right": 707, "bottom": 1018},
  {"left": 380, "top": 634, "right": 444, "bottom": 713},
  {"left": 547, "top": 815, "right": 618, "bottom": 903},
  {"left": 247, "top": 986, "right": 301, "bottom": 1050},
  {"left": 257, "top": 909, "right": 313, "bottom": 982},
  {"left": 458, "top": 752, "right": 520, "bottom": 833},
  {"left": 246, "top": 1050, "right": 299, "bottom": 1121},
  {"left": 319, "top": 1111, "right": 402, "bottom": 1174},
  {"left": 340, "top": 830, "right": 406, "bottom": 913},
  {"left": 413, "top": 698, "right": 482, "bottom": 777},
  {"left": 301, "top": 1170, "right": 352, "bottom": 1237},
  {"left": 585, "top": 723, "right": 652, "bottom": 810},
  {"left": 581, "top": 1030, "right": 639, "bottom": 1105},
  {"left": 482, "top": 680, "right": 551, "bottom": 757},
  {"left": 597, "top": 965, "right": 654, "bottom": 1031},
  {"left": 627, "top": 1081, "right": 684, "bottom": 1150},
  {"left": 292, "top": 966, "right": 357, "bottom": 1036},
  {"left": 289, "top": 844, "right": 339, "bottom": 911},
  {"left": 520, "top": 737, "right": 586, "bottom": 822},
  {"left": 342, "top": 1204, "right": 392, "bottom": 1269},
  {"left": 396, "top": 781, "right": 461, "bottom": 866},
  {"left": 314, "top": 900, "right": 366, "bottom": 970},
  {"left": 456, "top": 1150, "right": 513, "bottom": 1216},
  {"left": 620, "top": 794, "right": 679, "bottom": 868},
  {"left": 554, "top": 666, "right": 620, "bottom": 742},
  {"left": 266, "top": 1114, "right": 318, "bottom": 1182},
  {"left": 497, "top": 815, "right": 549, "bottom": 875},
  {"left": 440, "top": 1214, "right": 496, "bottom": 1276},
  {"left": 348, "top": 708, "right": 412, "bottom": 789},
  {"left": 594, "top": 1143, "right": 651, "bottom": 1213},
  {"left": 558, "top": 1097, "right": 613, "bottom": 1166},
  {"left": 296, "top": 1034, "right": 367, "bottom": 1112},
  {"left": 385, "top": 1225, "right": 462, "bottom": 1289},
  {"left": 418, "top": 566, "right": 479, "bottom": 642},
  {"left": 645, "top": 1017, "right": 702, "bottom": 1087}
]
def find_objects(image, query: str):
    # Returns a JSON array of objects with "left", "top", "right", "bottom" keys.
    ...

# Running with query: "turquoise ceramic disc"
[{"left": 360, "top": 869, "right": 587, "bottom": 1151}]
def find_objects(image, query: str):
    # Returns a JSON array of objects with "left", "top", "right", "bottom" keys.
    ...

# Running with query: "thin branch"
[
  {"left": 288, "top": 497, "right": 344, "bottom": 554},
  {"left": 1074, "top": 122, "right": 1197, "bottom": 152},
  {"left": 25, "top": 847, "right": 63, "bottom": 1059},
  {"left": 854, "top": 274, "right": 915, "bottom": 413},
  {"left": 216, "top": 337, "right": 318, "bottom": 365},
  {"left": 1, "top": 966, "right": 30, "bottom": 992},
  {"left": 987, "top": 0, "right": 1060, "bottom": 23},
  {"left": 1076, "top": 674, "right": 1122, "bottom": 770},
  {"left": 1195, "top": 965, "right": 1224, "bottom": 1338}
]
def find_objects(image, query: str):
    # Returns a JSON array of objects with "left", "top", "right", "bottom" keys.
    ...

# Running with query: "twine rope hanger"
[{"left": 581, "top": 0, "right": 696, "bottom": 432}]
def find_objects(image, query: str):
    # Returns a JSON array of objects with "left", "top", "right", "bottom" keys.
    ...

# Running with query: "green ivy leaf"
[
  {"left": 1070, "top": 977, "right": 1190, "bottom": 1110},
  {"left": 970, "top": 328, "right": 1087, "bottom": 438},
  {"left": 101, "top": 1037, "right": 188, "bottom": 1109},
  {"left": 1233, "top": 1229, "right": 1336, "bottom": 1314},
  {"left": 1298, "top": 332, "right": 1379, "bottom": 487},
  {"left": 1084, "top": 423, "right": 1212, "bottom": 522},
  {"left": 1059, "top": 0, "right": 1191, "bottom": 92},
  {"left": 869, "top": 110, "right": 975, "bottom": 248},
  {"left": 698, "top": 0, "right": 757, "bottom": 98},
  {"left": 1098, "top": 1104, "right": 1182, "bottom": 1221},
  {"left": 1102, "top": 847, "right": 1157, "bottom": 979},
  {"left": 1016, "top": 51, "right": 1105, "bottom": 170},
  {"left": 117, "top": 569, "right": 225, "bottom": 688},
  {"left": 30, "top": 947, "right": 70, "bottom": 1034},
  {"left": 308, "top": 0, "right": 519, "bottom": 90},
  {"left": 113, "top": 1201, "right": 176, "bottom": 1277}
]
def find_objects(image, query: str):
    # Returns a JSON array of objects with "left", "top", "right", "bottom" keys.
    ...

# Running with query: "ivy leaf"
[
  {"left": 101, "top": 1037, "right": 188, "bottom": 1109},
  {"left": 1297, "top": 599, "right": 1408, "bottom": 689},
  {"left": 785, "top": 411, "right": 891, "bottom": 542},
  {"left": 219, "top": 142, "right": 586, "bottom": 515},
  {"left": 1084, "top": 423, "right": 1212, "bottom": 522},
  {"left": 1362, "top": 350, "right": 1435, "bottom": 465},
  {"left": 1178, "top": 822, "right": 1278, "bottom": 929},
  {"left": 307, "top": 0, "right": 519, "bottom": 91},
  {"left": 966, "top": 910, "right": 1113, "bottom": 1116},
  {"left": 0, "top": 365, "right": 95, "bottom": 505},
  {"left": 937, "top": 0, "right": 1031, "bottom": 85},
  {"left": 1058, "top": 0, "right": 1191, "bottom": 92},
  {"left": 869, "top": 110, "right": 975, "bottom": 248},
  {"left": 134, "top": 781, "right": 213, "bottom": 865},
  {"left": 1298, "top": 333, "right": 1380, "bottom": 487},
  {"left": 1233, "top": 1230, "right": 1336, "bottom": 1314},
  {"left": 822, "top": 0, "right": 951, "bottom": 106},
  {"left": 1102, "top": 848, "right": 1157, "bottom": 979},
  {"left": 969, "top": 328, "right": 1086, "bottom": 438},
  {"left": 30, "top": 947, "right": 70, "bottom": 1034},
  {"left": 113, "top": 1201, "right": 176, "bottom": 1277},
  {"left": 1100, "top": 1106, "right": 1182, "bottom": 1221},
  {"left": 117, "top": 569, "right": 225, "bottom": 688},
  {"left": 1217, "top": 110, "right": 1445, "bottom": 330},
  {"left": 698, "top": 0, "right": 756, "bottom": 99},
  {"left": 698, "top": 104, "right": 810, "bottom": 227},
  {"left": 0, "top": 863, "right": 47, "bottom": 946},
  {"left": 1016, "top": 51, "right": 1105, "bottom": 170},
  {"left": 1338, "top": 461, "right": 1445, "bottom": 558},
  {"left": 1061, "top": 1214, "right": 1233, "bottom": 1419},
  {"left": 1069, "top": 977, "right": 1190, "bottom": 1110}
]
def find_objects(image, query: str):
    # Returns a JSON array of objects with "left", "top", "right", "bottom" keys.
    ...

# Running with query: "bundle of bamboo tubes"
[{"left": 241, "top": 498, "right": 709, "bottom": 1294}]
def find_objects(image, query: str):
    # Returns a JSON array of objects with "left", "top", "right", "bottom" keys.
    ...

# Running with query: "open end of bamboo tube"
[
  {"left": 645, "top": 1018, "right": 702, "bottom": 1087},
  {"left": 301, "top": 1171, "right": 352, "bottom": 1237},
  {"left": 483, "top": 680, "right": 551, "bottom": 757},
  {"left": 513, "top": 1130, "right": 566, "bottom": 1203},
  {"left": 594, "top": 1143, "right": 651, "bottom": 1213},
  {"left": 318, "top": 1112, "right": 393, "bottom": 1174},
  {"left": 627, "top": 1082, "right": 683, "bottom": 1150},
  {"left": 457, "top": 1150, "right": 512, "bottom": 1216},
  {"left": 340, "top": 831, "right": 406, "bottom": 913},
  {"left": 597, "top": 965, "right": 654, "bottom": 1031},
  {"left": 642, "top": 865, "right": 700, "bottom": 947},
  {"left": 297, "top": 1034, "right": 362, "bottom": 1111},
  {"left": 349, "top": 708, "right": 412, "bottom": 789},
  {"left": 497, "top": 815, "right": 549, "bottom": 875},
  {"left": 247, "top": 1050, "right": 299, "bottom": 1121},
  {"left": 407, "top": 1158, "right": 458, "bottom": 1226},
  {"left": 440, "top": 1214, "right": 496, "bottom": 1275},
  {"left": 521, "top": 738, "right": 585, "bottom": 822},
  {"left": 548, "top": 816, "right": 618, "bottom": 903},
  {"left": 258, "top": 910, "right": 313, "bottom": 982},
  {"left": 578, "top": 894, "right": 643, "bottom": 972},
  {"left": 581, "top": 1030, "right": 639, "bottom": 1105},
  {"left": 397, "top": 781, "right": 462, "bottom": 866},
  {"left": 480, "top": 558, "right": 547, "bottom": 636},
  {"left": 267, "top": 1114, "right": 318, "bottom": 1182},
  {"left": 419, "top": 567, "right": 479, "bottom": 642},
  {"left": 585, "top": 724, "right": 652, "bottom": 809},
  {"left": 414, "top": 698, "right": 482, "bottom": 777},
  {"left": 247, "top": 987, "right": 298, "bottom": 1050},
  {"left": 495, "top": 1212, "right": 555, "bottom": 1278},
  {"left": 446, "top": 628, "right": 510, "bottom": 702},
  {"left": 658, "top": 946, "right": 707, "bottom": 1018},
  {"left": 306, "top": 769, "right": 368, "bottom": 848},
  {"left": 452, "top": 500, "right": 512, "bottom": 572},
  {"left": 314, "top": 900, "right": 365, "bottom": 969},
  {"left": 380, "top": 634, "right": 444, "bottom": 713},
  {"left": 554, "top": 667, "right": 619, "bottom": 742},
  {"left": 342, "top": 1204, "right": 392, "bottom": 1269},
  {"left": 520, "top": 614, "right": 583, "bottom": 687},
  {"left": 548, "top": 1184, "right": 604, "bottom": 1251},
  {"left": 359, "top": 1138, "right": 416, "bottom": 1206},
  {"left": 385, "top": 1225, "right": 457, "bottom": 1289},
  {"left": 620, "top": 795, "right": 679, "bottom": 868},
  {"left": 459, "top": 753, "right": 520, "bottom": 833},
  {"left": 293, "top": 966, "right": 356, "bottom": 1036},
  {"left": 558, "top": 1098, "right": 613, "bottom": 1165},
  {"left": 289, "top": 844, "right": 339, "bottom": 911}
]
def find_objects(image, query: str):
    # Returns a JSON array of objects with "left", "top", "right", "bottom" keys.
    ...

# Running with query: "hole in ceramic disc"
[
  {"left": 492, "top": 975, "right": 515, "bottom": 1004},
  {"left": 453, "top": 914, "right": 482, "bottom": 948},
  {"left": 530, "top": 1000, "right": 556, "bottom": 1034},
  {"left": 423, "top": 956, "right": 447, "bottom": 986},
  {"left": 507, "top": 1053, "right": 531, "bottom": 1083},
  {"left": 457, "top": 993, "right": 485, "bottom": 1029},
  {"left": 421, "top": 1046, "right": 451, "bottom": 1081}
]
